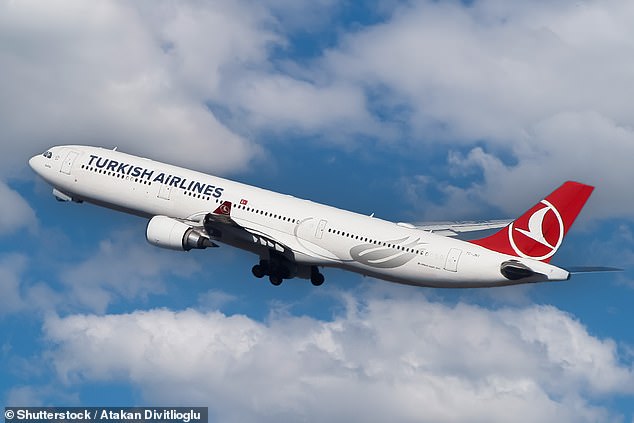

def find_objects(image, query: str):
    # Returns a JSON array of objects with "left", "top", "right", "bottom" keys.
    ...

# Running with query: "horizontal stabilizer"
[{"left": 566, "top": 266, "right": 623, "bottom": 273}]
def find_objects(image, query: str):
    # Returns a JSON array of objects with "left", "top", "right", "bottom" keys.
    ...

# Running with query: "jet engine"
[{"left": 146, "top": 216, "right": 216, "bottom": 251}]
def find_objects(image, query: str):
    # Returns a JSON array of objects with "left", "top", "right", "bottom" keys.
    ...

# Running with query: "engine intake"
[{"left": 146, "top": 216, "right": 216, "bottom": 251}]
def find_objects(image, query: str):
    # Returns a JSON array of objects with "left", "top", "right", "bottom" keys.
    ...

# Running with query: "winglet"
[
  {"left": 204, "top": 201, "right": 235, "bottom": 227},
  {"left": 213, "top": 201, "right": 232, "bottom": 216},
  {"left": 470, "top": 181, "right": 594, "bottom": 262}
]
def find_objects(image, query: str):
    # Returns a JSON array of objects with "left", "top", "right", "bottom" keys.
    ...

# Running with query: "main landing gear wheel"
[
  {"left": 252, "top": 264, "right": 266, "bottom": 279},
  {"left": 269, "top": 275, "right": 283, "bottom": 286},
  {"left": 310, "top": 268, "right": 325, "bottom": 286}
]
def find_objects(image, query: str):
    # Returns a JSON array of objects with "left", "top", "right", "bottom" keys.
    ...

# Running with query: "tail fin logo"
[
  {"left": 470, "top": 181, "right": 593, "bottom": 262},
  {"left": 508, "top": 199, "right": 564, "bottom": 261},
  {"left": 214, "top": 201, "right": 232, "bottom": 216}
]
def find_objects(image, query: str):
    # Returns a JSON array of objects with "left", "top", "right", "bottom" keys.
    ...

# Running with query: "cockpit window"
[{"left": 43, "top": 151, "right": 52, "bottom": 159}]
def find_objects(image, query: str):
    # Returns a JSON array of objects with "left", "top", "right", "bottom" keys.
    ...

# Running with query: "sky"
[{"left": 1, "top": 0, "right": 634, "bottom": 421}]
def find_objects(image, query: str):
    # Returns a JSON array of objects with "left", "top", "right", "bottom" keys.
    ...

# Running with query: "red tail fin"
[{"left": 470, "top": 181, "right": 594, "bottom": 262}]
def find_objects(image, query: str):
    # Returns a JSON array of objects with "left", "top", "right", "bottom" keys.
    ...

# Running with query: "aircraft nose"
[
  {"left": 28, "top": 154, "right": 45, "bottom": 176},
  {"left": 28, "top": 155, "right": 39, "bottom": 172}
]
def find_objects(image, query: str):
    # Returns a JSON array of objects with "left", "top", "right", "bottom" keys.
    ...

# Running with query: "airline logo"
[
  {"left": 508, "top": 199, "right": 564, "bottom": 261},
  {"left": 87, "top": 155, "right": 224, "bottom": 198},
  {"left": 349, "top": 237, "right": 426, "bottom": 269},
  {"left": 214, "top": 201, "right": 232, "bottom": 216}
]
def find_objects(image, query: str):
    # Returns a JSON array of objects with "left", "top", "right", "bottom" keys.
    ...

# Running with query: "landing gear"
[
  {"left": 267, "top": 264, "right": 287, "bottom": 286},
  {"left": 252, "top": 259, "right": 286, "bottom": 286},
  {"left": 251, "top": 259, "right": 325, "bottom": 287},
  {"left": 269, "top": 275, "right": 283, "bottom": 286},
  {"left": 310, "top": 267, "right": 325, "bottom": 286},
  {"left": 252, "top": 263, "right": 267, "bottom": 278}
]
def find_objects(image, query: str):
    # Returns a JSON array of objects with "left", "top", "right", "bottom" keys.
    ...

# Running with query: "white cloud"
[
  {"left": 4, "top": 386, "right": 43, "bottom": 406},
  {"left": 0, "top": 252, "right": 66, "bottom": 317},
  {"left": 328, "top": 0, "right": 634, "bottom": 141},
  {"left": 60, "top": 230, "right": 202, "bottom": 313},
  {"left": 44, "top": 291, "right": 633, "bottom": 422},
  {"left": 321, "top": 0, "right": 634, "bottom": 219},
  {"left": 0, "top": 254, "right": 28, "bottom": 315},
  {"left": 0, "top": 229, "right": 192, "bottom": 317},
  {"left": 3, "top": 0, "right": 634, "bottom": 221},
  {"left": 197, "top": 289, "right": 238, "bottom": 311},
  {"left": 0, "top": 0, "right": 273, "bottom": 175},
  {"left": 0, "top": 182, "right": 37, "bottom": 236},
  {"left": 220, "top": 75, "right": 375, "bottom": 139},
  {"left": 0, "top": 0, "right": 379, "bottom": 175},
  {"left": 4, "top": 385, "right": 79, "bottom": 407},
  {"left": 260, "top": 0, "right": 339, "bottom": 31}
]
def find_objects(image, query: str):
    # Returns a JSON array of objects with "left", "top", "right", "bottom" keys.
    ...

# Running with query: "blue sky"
[{"left": 2, "top": 0, "right": 634, "bottom": 421}]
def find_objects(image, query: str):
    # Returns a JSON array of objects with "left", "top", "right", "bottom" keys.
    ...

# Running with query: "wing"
[
  {"left": 405, "top": 219, "right": 512, "bottom": 239},
  {"left": 194, "top": 201, "right": 296, "bottom": 260}
]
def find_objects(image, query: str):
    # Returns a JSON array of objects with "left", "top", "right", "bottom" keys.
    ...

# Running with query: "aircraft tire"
[
  {"left": 310, "top": 271, "right": 325, "bottom": 286},
  {"left": 269, "top": 275, "right": 283, "bottom": 286},
  {"left": 252, "top": 264, "right": 266, "bottom": 278}
]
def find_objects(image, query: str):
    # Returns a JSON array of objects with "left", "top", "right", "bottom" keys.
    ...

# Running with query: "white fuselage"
[{"left": 29, "top": 145, "right": 570, "bottom": 288}]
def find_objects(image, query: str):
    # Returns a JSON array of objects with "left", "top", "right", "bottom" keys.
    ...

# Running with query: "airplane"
[{"left": 29, "top": 145, "right": 609, "bottom": 288}]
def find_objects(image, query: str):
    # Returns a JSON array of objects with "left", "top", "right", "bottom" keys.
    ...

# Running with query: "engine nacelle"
[{"left": 146, "top": 216, "right": 214, "bottom": 251}]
